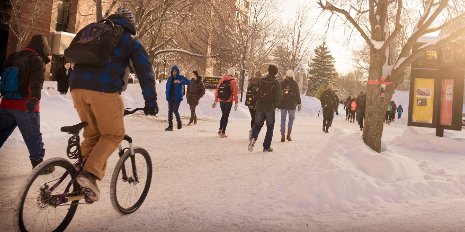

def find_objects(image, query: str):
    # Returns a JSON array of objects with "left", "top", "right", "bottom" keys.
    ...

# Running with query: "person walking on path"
[
  {"left": 213, "top": 67, "right": 239, "bottom": 138},
  {"left": 349, "top": 98, "right": 357, "bottom": 123},
  {"left": 186, "top": 71, "right": 205, "bottom": 126},
  {"left": 245, "top": 70, "right": 262, "bottom": 138},
  {"left": 385, "top": 101, "right": 393, "bottom": 124},
  {"left": 278, "top": 70, "right": 301, "bottom": 142},
  {"left": 0, "top": 34, "right": 54, "bottom": 175},
  {"left": 56, "top": 61, "right": 72, "bottom": 94},
  {"left": 344, "top": 96, "right": 352, "bottom": 120},
  {"left": 390, "top": 100, "right": 397, "bottom": 122},
  {"left": 356, "top": 91, "right": 367, "bottom": 131},
  {"left": 320, "top": 84, "right": 337, "bottom": 133},
  {"left": 397, "top": 104, "right": 404, "bottom": 119},
  {"left": 68, "top": 9, "right": 158, "bottom": 202},
  {"left": 248, "top": 64, "right": 283, "bottom": 152},
  {"left": 165, "top": 65, "right": 191, "bottom": 131}
]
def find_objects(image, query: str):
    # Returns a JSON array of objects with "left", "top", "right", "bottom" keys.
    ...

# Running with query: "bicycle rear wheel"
[
  {"left": 14, "top": 157, "right": 79, "bottom": 232},
  {"left": 110, "top": 147, "right": 153, "bottom": 214}
]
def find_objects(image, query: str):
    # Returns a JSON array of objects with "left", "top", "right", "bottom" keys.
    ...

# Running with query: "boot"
[
  {"left": 263, "top": 147, "right": 274, "bottom": 152},
  {"left": 194, "top": 116, "right": 198, "bottom": 125},
  {"left": 281, "top": 133, "right": 285, "bottom": 142},
  {"left": 165, "top": 126, "right": 173, "bottom": 131},
  {"left": 76, "top": 170, "right": 100, "bottom": 202},
  {"left": 31, "top": 159, "right": 55, "bottom": 175},
  {"left": 287, "top": 132, "right": 292, "bottom": 141},
  {"left": 177, "top": 123, "right": 182, "bottom": 130},
  {"left": 187, "top": 119, "right": 193, "bottom": 126},
  {"left": 248, "top": 138, "right": 256, "bottom": 152}
]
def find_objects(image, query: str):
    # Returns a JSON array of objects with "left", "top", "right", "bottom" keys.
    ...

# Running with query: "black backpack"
[
  {"left": 0, "top": 52, "right": 32, "bottom": 99},
  {"left": 256, "top": 78, "right": 276, "bottom": 102},
  {"left": 218, "top": 80, "right": 232, "bottom": 101},
  {"left": 245, "top": 84, "right": 258, "bottom": 107},
  {"left": 64, "top": 19, "right": 124, "bottom": 66}
]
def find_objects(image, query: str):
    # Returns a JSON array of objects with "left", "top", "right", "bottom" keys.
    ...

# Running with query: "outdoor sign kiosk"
[{"left": 408, "top": 37, "right": 465, "bottom": 137}]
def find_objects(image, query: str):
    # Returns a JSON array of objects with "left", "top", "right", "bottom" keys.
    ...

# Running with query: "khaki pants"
[{"left": 71, "top": 89, "right": 125, "bottom": 180}]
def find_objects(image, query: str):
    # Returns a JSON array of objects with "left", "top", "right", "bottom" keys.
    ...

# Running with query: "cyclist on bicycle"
[{"left": 69, "top": 8, "right": 158, "bottom": 202}]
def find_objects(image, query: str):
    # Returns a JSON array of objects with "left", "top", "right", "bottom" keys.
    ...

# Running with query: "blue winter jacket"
[
  {"left": 69, "top": 14, "right": 157, "bottom": 108},
  {"left": 165, "top": 66, "right": 191, "bottom": 102}
]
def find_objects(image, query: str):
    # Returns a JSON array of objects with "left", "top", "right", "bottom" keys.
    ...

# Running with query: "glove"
[
  {"left": 212, "top": 102, "right": 217, "bottom": 108},
  {"left": 297, "top": 104, "right": 302, "bottom": 111},
  {"left": 144, "top": 103, "right": 159, "bottom": 116},
  {"left": 26, "top": 98, "right": 38, "bottom": 112},
  {"left": 234, "top": 103, "right": 238, "bottom": 111}
]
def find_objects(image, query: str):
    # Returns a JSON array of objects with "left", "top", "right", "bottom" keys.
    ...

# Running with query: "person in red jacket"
[
  {"left": 212, "top": 67, "right": 239, "bottom": 138},
  {"left": 0, "top": 34, "right": 54, "bottom": 174}
]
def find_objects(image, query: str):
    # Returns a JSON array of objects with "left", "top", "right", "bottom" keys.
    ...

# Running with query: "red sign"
[{"left": 439, "top": 79, "right": 454, "bottom": 126}]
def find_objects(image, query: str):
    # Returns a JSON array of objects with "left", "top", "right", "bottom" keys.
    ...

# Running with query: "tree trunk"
[
  {"left": 95, "top": 0, "right": 103, "bottom": 21},
  {"left": 363, "top": 51, "right": 388, "bottom": 153}
]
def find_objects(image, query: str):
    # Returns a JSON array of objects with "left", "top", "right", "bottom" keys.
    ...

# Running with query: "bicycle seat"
[{"left": 61, "top": 122, "right": 88, "bottom": 134}]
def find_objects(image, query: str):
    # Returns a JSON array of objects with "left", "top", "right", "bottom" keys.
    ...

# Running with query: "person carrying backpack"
[
  {"left": 186, "top": 70, "right": 205, "bottom": 126},
  {"left": 213, "top": 67, "right": 238, "bottom": 138},
  {"left": 320, "top": 84, "right": 337, "bottom": 133},
  {"left": 245, "top": 70, "right": 262, "bottom": 138},
  {"left": 66, "top": 8, "right": 159, "bottom": 202},
  {"left": 278, "top": 70, "right": 301, "bottom": 142},
  {"left": 0, "top": 34, "right": 54, "bottom": 175},
  {"left": 165, "top": 65, "right": 191, "bottom": 131},
  {"left": 350, "top": 98, "right": 357, "bottom": 123},
  {"left": 397, "top": 104, "right": 404, "bottom": 119},
  {"left": 248, "top": 64, "right": 283, "bottom": 152}
]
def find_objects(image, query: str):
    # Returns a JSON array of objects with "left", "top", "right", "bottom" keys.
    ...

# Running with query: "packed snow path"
[{"left": 1, "top": 83, "right": 464, "bottom": 231}]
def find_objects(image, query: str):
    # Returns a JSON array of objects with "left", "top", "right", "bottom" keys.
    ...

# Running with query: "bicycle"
[{"left": 14, "top": 108, "right": 153, "bottom": 232}]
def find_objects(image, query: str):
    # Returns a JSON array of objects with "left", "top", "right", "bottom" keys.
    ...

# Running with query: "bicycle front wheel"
[
  {"left": 14, "top": 157, "right": 79, "bottom": 232},
  {"left": 110, "top": 147, "right": 153, "bottom": 214}
]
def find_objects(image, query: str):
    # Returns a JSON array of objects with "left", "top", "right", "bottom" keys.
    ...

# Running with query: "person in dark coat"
[
  {"left": 345, "top": 96, "right": 352, "bottom": 120},
  {"left": 390, "top": 100, "right": 397, "bottom": 122},
  {"left": 356, "top": 91, "right": 367, "bottom": 131},
  {"left": 248, "top": 64, "right": 283, "bottom": 152},
  {"left": 333, "top": 92, "right": 340, "bottom": 115},
  {"left": 56, "top": 62, "right": 72, "bottom": 94},
  {"left": 397, "top": 105, "right": 404, "bottom": 119},
  {"left": 278, "top": 70, "right": 301, "bottom": 142},
  {"left": 245, "top": 70, "right": 262, "bottom": 138},
  {"left": 320, "top": 84, "right": 337, "bottom": 133},
  {"left": 0, "top": 34, "right": 54, "bottom": 174},
  {"left": 186, "top": 71, "right": 205, "bottom": 126},
  {"left": 165, "top": 65, "right": 191, "bottom": 131}
]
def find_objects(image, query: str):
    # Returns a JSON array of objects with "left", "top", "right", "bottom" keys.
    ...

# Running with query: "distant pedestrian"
[
  {"left": 397, "top": 104, "right": 404, "bottom": 119},
  {"left": 390, "top": 100, "right": 397, "bottom": 122},
  {"left": 248, "top": 64, "right": 283, "bottom": 152},
  {"left": 356, "top": 91, "right": 367, "bottom": 131},
  {"left": 349, "top": 98, "right": 357, "bottom": 123},
  {"left": 320, "top": 84, "right": 337, "bottom": 133},
  {"left": 344, "top": 96, "right": 352, "bottom": 120},
  {"left": 333, "top": 92, "right": 340, "bottom": 115},
  {"left": 245, "top": 70, "right": 262, "bottom": 138},
  {"left": 278, "top": 70, "right": 301, "bottom": 142},
  {"left": 213, "top": 67, "right": 239, "bottom": 138},
  {"left": 186, "top": 71, "right": 205, "bottom": 126},
  {"left": 56, "top": 61, "right": 72, "bottom": 94},
  {"left": 385, "top": 102, "right": 393, "bottom": 124},
  {"left": 165, "top": 65, "right": 191, "bottom": 131}
]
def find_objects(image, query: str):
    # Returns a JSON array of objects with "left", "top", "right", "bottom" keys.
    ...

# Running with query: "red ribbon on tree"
[{"left": 368, "top": 77, "right": 393, "bottom": 97}]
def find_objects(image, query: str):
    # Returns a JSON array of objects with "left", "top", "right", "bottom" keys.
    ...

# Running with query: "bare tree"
[
  {"left": 318, "top": 0, "right": 465, "bottom": 152},
  {"left": 6, "top": 0, "right": 47, "bottom": 51}
]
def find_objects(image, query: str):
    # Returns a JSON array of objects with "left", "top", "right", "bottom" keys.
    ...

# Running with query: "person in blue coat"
[{"left": 165, "top": 66, "right": 190, "bottom": 131}]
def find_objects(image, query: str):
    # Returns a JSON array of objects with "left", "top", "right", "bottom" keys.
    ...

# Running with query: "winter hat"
[
  {"left": 116, "top": 7, "right": 135, "bottom": 24},
  {"left": 268, "top": 65, "right": 278, "bottom": 76},
  {"left": 227, "top": 67, "right": 236, "bottom": 76},
  {"left": 285, "top": 69, "right": 294, "bottom": 78}
]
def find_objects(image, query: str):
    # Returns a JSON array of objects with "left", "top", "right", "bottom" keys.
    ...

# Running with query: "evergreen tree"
[{"left": 306, "top": 42, "right": 338, "bottom": 96}]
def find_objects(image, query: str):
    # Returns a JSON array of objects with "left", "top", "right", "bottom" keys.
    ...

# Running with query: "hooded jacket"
[
  {"left": 278, "top": 77, "right": 301, "bottom": 110},
  {"left": 165, "top": 66, "right": 191, "bottom": 102},
  {"left": 69, "top": 14, "right": 157, "bottom": 108},
  {"left": 0, "top": 34, "right": 50, "bottom": 112},
  {"left": 214, "top": 74, "right": 239, "bottom": 104}
]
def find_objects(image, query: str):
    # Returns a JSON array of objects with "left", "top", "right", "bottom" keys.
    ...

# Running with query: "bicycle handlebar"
[{"left": 124, "top": 108, "right": 145, "bottom": 116}]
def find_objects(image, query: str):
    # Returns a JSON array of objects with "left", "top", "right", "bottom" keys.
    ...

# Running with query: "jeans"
[
  {"left": 280, "top": 109, "right": 295, "bottom": 134},
  {"left": 398, "top": 113, "right": 402, "bottom": 119},
  {"left": 251, "top": 111, "right": 275, "bottom": 149},
  {"left": 248, "top": 108, "right": 256, "bottom": 128},
  {"left": 219, "top": 102, "right": 232, "bottom": 133},
  {"left": 0, "top": 108, "right": 45, "bottom": 161},
  {"left": 168, "top": 99, "right": 181, "bottom": 126},
  {"left": 189, "top": 104, "right": 197, "bottom": 124}
]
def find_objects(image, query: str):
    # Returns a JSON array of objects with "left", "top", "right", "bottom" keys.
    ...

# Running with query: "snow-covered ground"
[{"left": 1, "top": 82, "right": 465, "bottom": 231}]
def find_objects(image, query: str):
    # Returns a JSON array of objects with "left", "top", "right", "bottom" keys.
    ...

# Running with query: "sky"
[{"left": 274, "top": 0, "right": 364, "bottom": 74}]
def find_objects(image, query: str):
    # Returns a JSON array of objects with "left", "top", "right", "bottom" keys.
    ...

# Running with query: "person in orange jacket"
[{"left": 212, "top": 67, "right": 239, "bottom": 138}]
